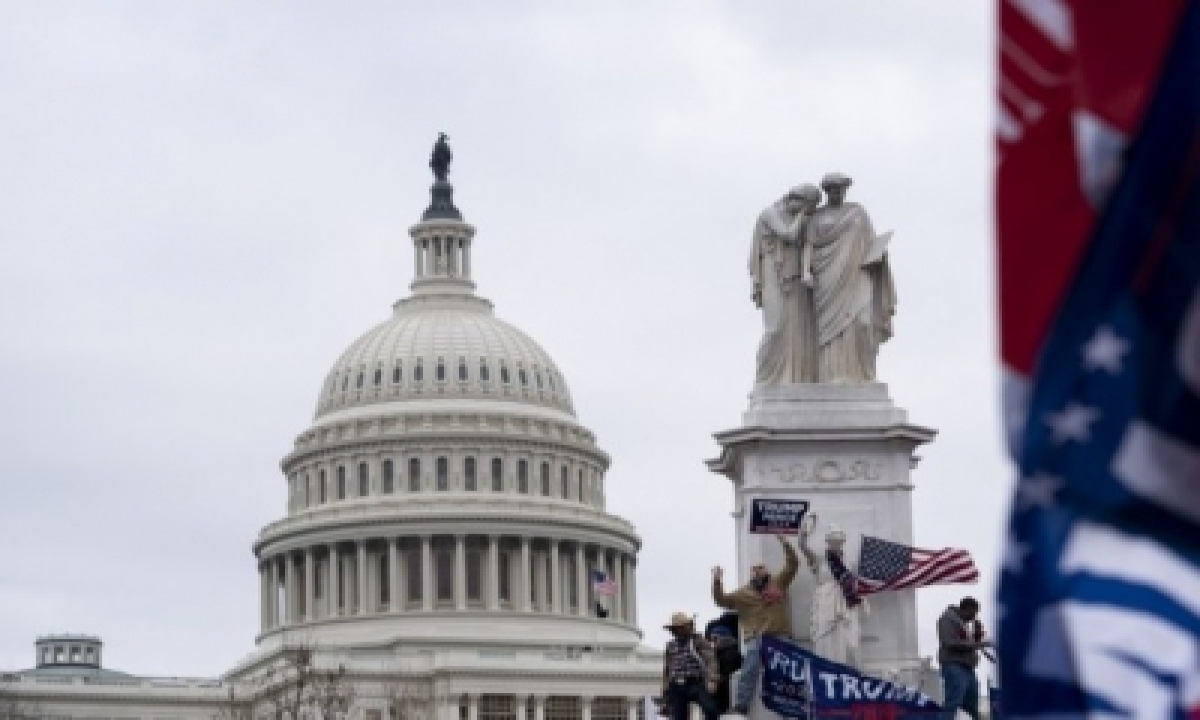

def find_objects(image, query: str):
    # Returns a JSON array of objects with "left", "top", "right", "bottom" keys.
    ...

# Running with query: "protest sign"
[
  {"left": 749, "top": 499, "right": 809, "bottom": 535},
  {"left": 760, "top": 636, "right": 942, "bottom": 720}
]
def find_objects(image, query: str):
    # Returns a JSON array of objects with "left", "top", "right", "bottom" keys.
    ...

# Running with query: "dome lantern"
[{"left": 411, "top": 134, "right": 476, "bottom": 297}]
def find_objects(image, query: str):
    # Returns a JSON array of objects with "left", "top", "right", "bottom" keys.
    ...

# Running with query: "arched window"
[
  {"left": 378, "top": 554, "right": 390, "bottom": 607},
  {"left": 319, "top": 469, "right": 327, "bottom": 503},
  {"left": 464, "top": 457, "right": 477, "bottom": 491},
  {"left": 560, "top": 466, "right": 568, "bottom": 498},
  {"left": 436, "top": 457, "right": 449, "bottom": 491},
  {"left": 436, "top": 548, "right": 453, "bottom": 602},
  {"left": 409, "top": 458, "right": 421, "bottom": 491},
  {"left": 341, "top": 374, "right": 349, "bottom": 391},
  {"left": 458, "top": 361, "right": 468, "bottom": 381},
  {"left": 480, "top": 361, "right": 490, "bottom": 382},
  {"left": 373, "top": 368, "right": 382, "bottom": 386},
  {"left": 414, "top": 362, "right": 424, "bottom": 382},
  {"left": 356, "top": 371, "right": 364, "bottom": 389},
  {"left": 500, "top": 364, "right": 510, "bottom": 384},
  {"left": 466, "top": 549, "right": 482, "bottom": 602},
  {"left": 383, "top": 460, "right": 394, "bottom": 493},
  {"left": 548, "top": 373, "right": 556, "bottom": 391},
  {"left": 498, "top": 551, "right": 512, "bottom": 602},
  {"left": 436, "top": 360, "right": 446, "bottom": 382},
  {"left": 406, "top": 548, "right": 422, "bottom": 603},
  {"left": 540, "top": 462, "right": 550, "bottom": 496},
  {"left": 337, "top": 466, "right": 346, "bottom": 500},
  {"left": 393, "top": 363, "right": 402, "bottom": 384},
  {"left": 491, "top": 458, "right": 503, "bottom": 491},
  {"left": 358, "top": 462, "right": 369, "bottom": 496},
  {"left": 517, "top": 460, "right": 529, "bottom": 493},
  {"left": 535, "top": 370, "right": 543, "bottom": 389},
  {"left": 518, "top": 368, "right": 528, "bottom": 386}
]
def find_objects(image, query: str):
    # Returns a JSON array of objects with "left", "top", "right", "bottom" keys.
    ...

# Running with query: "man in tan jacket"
[{"left": 712, "top": 535, "right": 799, "bottom": 718}]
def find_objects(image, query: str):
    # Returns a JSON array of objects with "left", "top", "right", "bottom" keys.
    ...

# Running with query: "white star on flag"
[
  {"left": 1002, "top": 537, "right": 1029, "bottom": 574},
  {"left": 1017, "top": 474, "right": 1065, "bottom": 509},
  {"left": 1081, "top": 325, "right": 1130, "bottom": 374},
  {"left": 1046, "top": 403, "right": 1101, "bottom": 443}
]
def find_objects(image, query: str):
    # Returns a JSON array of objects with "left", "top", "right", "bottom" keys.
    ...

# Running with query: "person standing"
[
  {"left": 712, "top": 534, "right": 799, "bottom": 718},
  {"left": 938, "top": 597, "right": 992, "bottom": 720},
  {"left": 704, "top": 624, "right": 743, "bottom": 714},
  {"left": 659, "top": 613, "right": 721, "bottom": 720}
]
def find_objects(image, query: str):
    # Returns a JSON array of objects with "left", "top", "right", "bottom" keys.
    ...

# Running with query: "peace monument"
[{"left": 709, "top": 174, "right": 940, "bottom": 704}]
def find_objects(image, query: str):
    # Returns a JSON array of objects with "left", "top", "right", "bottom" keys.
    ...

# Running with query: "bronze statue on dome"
[{"left": 430, "top": 133, "right": 452, "bottom": 183}]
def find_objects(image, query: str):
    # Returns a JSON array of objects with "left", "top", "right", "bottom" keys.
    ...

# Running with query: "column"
[
  {"left": 267, "top": 556, "right": 278, "bottom": 627},
  {"left": 626, "top": 699, "right": 639, "bottom": 720},
  {"left": 532, "top": 696, "right": 545, "bottom": 720},
  {"left": 467, "top": 695, "right": 479, "bottom": 720},
  {"left": 626, "top": 555, "right": 638, "bottom": 627},
  {"left": 305, "top": 548, "right": 316, "bottom": 623},
  {"left": 357, "top": 541, "right": 369, "bottom": 614},
  {"left": 519, "top": 536, "right": 532, "bottom": 612},
  {"left": 549, "top": 540, "right": 561, "bottom": 614},
  {"left": 454, "top": 534, "right": 467, "bottom": 611},
  {"left": 389, "top": 538, "right": 401, "bottom": 612},
  {"left": 421, "top": 535, "right": 434, "bottom": 611},
  {"left": 281, "top": 554, "right": 294, "bottom": 625},
  {"left": 487, "top": 535, "right": 500, "bottom": 611},
  {"left": 326, "top": 545, "right": 338, "bottom": 618},
  {"left": 414, "top": 241, "right": 423, "bottom": 278},
  {"left": 581, "top": 696, "right": 593, "bottom": 720},
  {"left": 424, "top": 239, "right": 434, "bottom": 275},
  {"left": 516, "top": 696, "right": 530, "bottom": 720},
  {"left": 575, "top": 544, "right": 588, "bottom": 617},
  {"left": 612, "top": 551, "right": 624, "bottom": 622},
  {"left": 462, "top": 238, "right": 472, "bottom": 280},
  {"left": 259, "top": 564, "right": 269, "bottom": 631},
  {"left": 535, "top": 547, "right": 548, "bottom": 612}
]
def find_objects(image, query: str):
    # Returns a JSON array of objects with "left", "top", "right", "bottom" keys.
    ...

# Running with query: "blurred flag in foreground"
[{"left": 997, "top": 0, "right": 1200, "bottom": 716}]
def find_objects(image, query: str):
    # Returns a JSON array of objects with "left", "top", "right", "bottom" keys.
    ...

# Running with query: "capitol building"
[{"left": 2, "top": 154, "right": 660, "bottom": 720}]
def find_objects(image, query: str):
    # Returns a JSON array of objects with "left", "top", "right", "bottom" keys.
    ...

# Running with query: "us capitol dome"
[{"left": 2, "top": 142, "right": 659, "bottom": 720}]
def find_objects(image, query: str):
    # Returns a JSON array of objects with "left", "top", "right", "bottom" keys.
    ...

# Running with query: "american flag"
[
  {"left": 592, "top": 570, "right": 617, "bottom": 597},
  {"left": 854, "top": 536, "right": 978, "bottom": 594},
  {"left": 997, "top": 1, "right": 1200, "bottom": 716}
]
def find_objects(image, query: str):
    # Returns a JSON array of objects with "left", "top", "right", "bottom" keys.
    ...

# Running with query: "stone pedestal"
[{"left": 707, "top": 383, "right": 938, "bottom": 697}]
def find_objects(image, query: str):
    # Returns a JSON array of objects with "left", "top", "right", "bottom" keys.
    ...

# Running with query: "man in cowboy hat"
[
  {"left": 659, "top": 612, "right": 721, "bottom": 720},
  {"left": 712, "top": 535, "right": 799, "bottom": 718}
]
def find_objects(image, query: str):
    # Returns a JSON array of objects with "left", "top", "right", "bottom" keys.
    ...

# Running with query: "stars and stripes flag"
[
  {"left": 592, "top": 570, "right": 617, "bottom": 597},
  {"left": 853, "top": 536, "right": 979, "bottom": 595},
  {"left": 997, "top": 1, "right": 1200, "bottom": 716}
]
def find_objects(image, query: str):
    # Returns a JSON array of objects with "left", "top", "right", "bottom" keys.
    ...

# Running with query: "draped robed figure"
[
  {"left": 806, "top": 173, "right": 896, "bottom": 384},
  {"left": 749, "top": 186, "right": 821, "bottom": 386}
]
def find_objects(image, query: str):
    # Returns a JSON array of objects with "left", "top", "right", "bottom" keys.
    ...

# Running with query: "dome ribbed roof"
[{"left": 314, "top": 295, "right": 575, "bottom": 421}]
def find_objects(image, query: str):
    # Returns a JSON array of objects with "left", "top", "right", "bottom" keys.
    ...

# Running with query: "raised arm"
[
  {"left": 712, "top": 566, "right": 734, "bottom": 609},
  {"left": 776, "top": 535, "right": 800, "bottom": 588}
]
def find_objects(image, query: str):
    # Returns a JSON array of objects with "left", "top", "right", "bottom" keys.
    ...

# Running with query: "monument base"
[{"left": 708, "top": 384, "right": 941, "bottom": 715}]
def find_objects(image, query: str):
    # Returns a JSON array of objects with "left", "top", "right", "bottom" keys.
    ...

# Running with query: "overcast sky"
[{"left": 0, "top": 2, "right": 1000, "bottom": 677}]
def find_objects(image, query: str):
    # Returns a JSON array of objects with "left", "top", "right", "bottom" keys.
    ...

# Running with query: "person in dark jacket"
[
  {"left": 705, "top": 624, "right": 743, "bottom": 714},
  {"left": 659, "top": 613, "right": 721, "bottom": 720},
  {"left": 937, "top": 597, "right": 992, "bottom": 720}
]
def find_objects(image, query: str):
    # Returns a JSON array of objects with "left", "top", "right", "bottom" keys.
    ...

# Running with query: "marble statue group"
[{"left": 750, "top": 173, "right": 896, "bottom": 386}]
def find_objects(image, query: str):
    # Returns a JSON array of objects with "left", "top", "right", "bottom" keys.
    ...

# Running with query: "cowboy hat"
[{"left": 663, "top": 612, "right": 695, "bottom": 629}]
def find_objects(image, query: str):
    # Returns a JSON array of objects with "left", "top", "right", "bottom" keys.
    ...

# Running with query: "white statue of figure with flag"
[
  {"left": 798, "top": 517, "right": 866, "bottom": 669},
  {"left": 799, "top": 514, "right": 981, "bottom": 669}
]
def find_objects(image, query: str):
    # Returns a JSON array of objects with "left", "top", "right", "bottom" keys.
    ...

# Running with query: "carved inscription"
[{"left": 754, "top": 458, "right": 883, "bottom": 485}]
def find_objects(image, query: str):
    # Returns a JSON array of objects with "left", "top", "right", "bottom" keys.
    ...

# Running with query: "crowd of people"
[{"left": 656, "top": 534, "right": 992, "bottom": 720}]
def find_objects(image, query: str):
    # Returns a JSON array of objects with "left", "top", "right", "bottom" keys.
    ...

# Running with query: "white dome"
[{"left": 315, "top": 294, "right": 575, "bottom": 421}]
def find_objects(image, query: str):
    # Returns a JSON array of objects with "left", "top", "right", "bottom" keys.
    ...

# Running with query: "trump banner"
[
  {"left": 760, "top": 636, "right": 941, "bottom": 720},
  {"left": 749, "top": 499, "right": 809, "bottom": 535}
]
